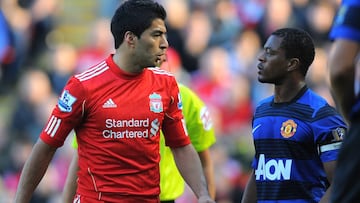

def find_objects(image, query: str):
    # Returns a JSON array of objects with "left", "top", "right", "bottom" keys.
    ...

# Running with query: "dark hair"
[
  {"left": 271, "top": 28, "right": 315, "bottom": 76},
  {"left": 110, "top": 0, "right": 167, "bottom": 49}
]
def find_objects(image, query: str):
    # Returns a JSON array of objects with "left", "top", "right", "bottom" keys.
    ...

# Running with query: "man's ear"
[
  {"left": 124, "top": 31, "right": 137, "bottom": 46},
  {"left": 287, "top": 58, "right": 300, "bottom": 72}
]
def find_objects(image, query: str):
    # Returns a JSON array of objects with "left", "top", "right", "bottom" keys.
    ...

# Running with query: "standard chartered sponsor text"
[
  {"left": 106, "top": 118, "right": 149, "bottom": 128},
  {"left": 103, "top": 118, "right": 159, "bottom": 139}
]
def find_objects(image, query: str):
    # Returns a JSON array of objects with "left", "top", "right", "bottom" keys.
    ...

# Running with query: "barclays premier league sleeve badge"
[
  {"left": 149, "top": 93, "right": 163, "bottom": 113},
  {"left": 177, "top": 92, "right": 183, "bottom": 110},
  {"left": 58, "top": 90, "right": 77, "bottom": 112}
]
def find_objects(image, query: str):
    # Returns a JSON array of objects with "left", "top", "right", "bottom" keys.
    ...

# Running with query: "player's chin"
[
  {"left": 144, "top": 60, "right": 158, "bottom": 68},
  {"left": 155, "top": 59, "right": 161, "bottom": 67},
  {"left": 257, "top": 76, "right": 267, "bottom": 83}
]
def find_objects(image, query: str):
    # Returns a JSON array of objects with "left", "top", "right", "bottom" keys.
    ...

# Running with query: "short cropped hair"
[
  {"left": 111, "top": 0, "right": 167, "bottom": 49},
  {"left": 271, "top": 28, "right": 315, "bottom": 76}
]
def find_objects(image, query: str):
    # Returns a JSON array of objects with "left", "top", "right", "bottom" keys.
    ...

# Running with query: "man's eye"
[
  {"left": 153, "top": 32, "right": 164, "bottom": 37},
  {"left": 265, "top": 48, "right": 275, "bottom": 55}
]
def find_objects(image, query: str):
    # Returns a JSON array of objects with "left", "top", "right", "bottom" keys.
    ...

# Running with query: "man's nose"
[{"left": 160, "top": 36, "right": 169, "bottom": 49}]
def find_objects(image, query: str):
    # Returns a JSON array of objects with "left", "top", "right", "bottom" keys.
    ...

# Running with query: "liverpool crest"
[{"left": 149, "top": 93, "right": 163, "bottom": 113}]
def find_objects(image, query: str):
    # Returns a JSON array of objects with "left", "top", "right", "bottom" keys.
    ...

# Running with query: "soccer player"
[
  {"left": 328, "top": 0, "right": 360, "bottom": 202},
  {"left": 241, "top": 28, "right": 347, "bottom": 203},
  {"left": 14, "top": 1, "right": 215, "bottom": 202},
  {"left": 63, "top": 83, "right": 217, "bottom": 203},
  {"left": 62, "top": 49, "right": 217, "bottom": 203}
]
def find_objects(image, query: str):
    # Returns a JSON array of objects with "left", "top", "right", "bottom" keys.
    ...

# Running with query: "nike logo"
[{"left": 252, "top": 124, "right": 261, "bottom": 134}]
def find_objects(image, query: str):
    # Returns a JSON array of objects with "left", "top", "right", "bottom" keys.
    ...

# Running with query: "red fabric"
[
  {"left": 40, "top": 55, "right": 190, "bottom": 200},
  {"left": 73, "top": 193, "right": 160, "bottom": 203}
]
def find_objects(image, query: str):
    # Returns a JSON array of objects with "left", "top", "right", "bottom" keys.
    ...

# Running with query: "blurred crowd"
[{"left": 0, "top": 0, "right": 341, "bottom": 202}]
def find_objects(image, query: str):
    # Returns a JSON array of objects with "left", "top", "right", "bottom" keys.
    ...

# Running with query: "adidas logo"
[{"left": 103, "top": 98, "right": 117, "bottom": 108}]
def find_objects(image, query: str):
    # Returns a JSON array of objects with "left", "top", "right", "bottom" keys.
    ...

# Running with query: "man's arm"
[
  {"left": 241, "top": 170, "right": 257, "bottom": 203},
  {"left": 198, "top": 149, "right": 216, "bottom": 199},
  {"left": 14, "top": 139, "right": 57, "bottom": 203},
  {"left": 329, "top": 39, "right": 360, "bottom": 123},
  {"left": 171, "top": 144, "right": 215, "bottom": 203},
  {"left": 319, "top": 160, "right": 337, "bottom": 203},
  {"left": 62, "top": 150, "right": 79, "bottom": 203}
]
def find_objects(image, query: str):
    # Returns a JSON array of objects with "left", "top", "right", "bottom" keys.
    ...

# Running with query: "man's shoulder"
[
  {"left": 74, "top": 60, "right": 110, "bottom": 83},
  {"left": 145, "top": 67, "right": 177, "bottom": 86},
  {"left": 302, "top": 89, "right": 330, "bottom": 108},
  {"left": 301, "top": 89, "right": 344, "bottom": 120},
  {"left": 147, "top": 67, "right": 174, "bottom": 77},
  {"left": 343, "top": 0, "right": 360, "bottom": 6},
  {"left": 256, "top": 96, "right": 274, "bottom": 107}
]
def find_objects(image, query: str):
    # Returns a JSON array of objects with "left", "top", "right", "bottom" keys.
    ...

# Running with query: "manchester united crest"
[{"left": 280, "top": 119, "right": 297, "bottom": 138}]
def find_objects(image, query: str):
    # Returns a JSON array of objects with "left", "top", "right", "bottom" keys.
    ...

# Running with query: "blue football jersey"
[
  {"left": 329, "top": 0, "right": 360, "bottom": 41},
  {"left": 329, "top": 0, "right": 360, "bottom": 119},
  {"left": 251, "top": 87, "right": 347, "bottom": 203}
]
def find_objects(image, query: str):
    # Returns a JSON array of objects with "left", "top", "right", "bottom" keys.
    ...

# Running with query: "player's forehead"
[{"left": 264, "top": 35, "right": 283, "bottom": 50}]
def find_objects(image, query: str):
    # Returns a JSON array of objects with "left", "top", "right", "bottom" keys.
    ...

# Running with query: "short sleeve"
[
  {"left": 40, "top": 77, "right": 86, "bottom": 147},
  {"left": 161, "top": 79, "right": 191, "bottom": 148},
  {"left": 312, "top": 106, "right": 347, "bottom": 162}
]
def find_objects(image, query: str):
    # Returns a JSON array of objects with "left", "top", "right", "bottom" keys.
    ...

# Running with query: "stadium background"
[{"left": 0, "top": 0, "right": 342, "bottom": 202}]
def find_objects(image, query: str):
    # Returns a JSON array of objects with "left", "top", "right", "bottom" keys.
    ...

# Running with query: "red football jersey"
[{"left": 40, "top": 55, "right": 190, "bottom": 201}]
